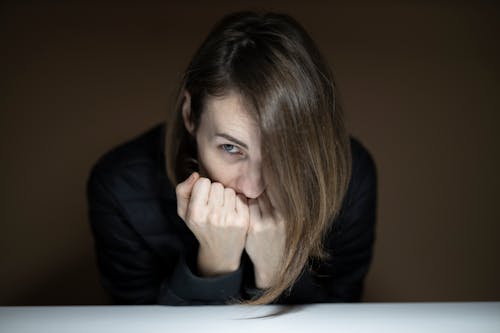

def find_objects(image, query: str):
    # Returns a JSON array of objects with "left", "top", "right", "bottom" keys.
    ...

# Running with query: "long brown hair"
[{"left": 165, "top": 11, "right": 352, "bottom": 304}]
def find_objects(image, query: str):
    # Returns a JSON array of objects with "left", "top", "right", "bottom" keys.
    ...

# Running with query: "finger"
[
  {"left": 176, "top": 172, "right": 200, "bottom": 201},
  {"left": 208, "top": 182, "right": 224, "bottom": 207},
  {"left": 248, "top": 198, "right": 261, "bottom": 221},
  {"left": 266, "top": 189, "right": 278, "bottom": 210},
  {"left": 175, "top": 172, "right": 200, "bottom": 218},
  {"left": 235, "top": 194, "right": 249, "bottom": 216},
  {"left": 189, "top": 177, "right": 211, "bottom": 210},
  {"left": 223, "top": 187, "right": 236, "bottom": 211},
  {"left": 274, "top": 209, "right": 285, "bottom": 224},
  {"left": 257, "top": 192, "right": 273, "bottom": 218}
]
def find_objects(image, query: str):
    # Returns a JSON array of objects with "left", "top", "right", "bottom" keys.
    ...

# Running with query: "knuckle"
[
  {"left": 211, "top": 182, "right": 224, "bottom": 192},
  {"left": 195, "top": 177, "right": 210, "bottom": 190},
  {"left": 224, "top": 187, "right": 236, "bottom": 197}
]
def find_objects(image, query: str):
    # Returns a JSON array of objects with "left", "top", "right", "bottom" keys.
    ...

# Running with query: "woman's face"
[{"left": 183, "top": 90, "right": 265, "bottom": 199}]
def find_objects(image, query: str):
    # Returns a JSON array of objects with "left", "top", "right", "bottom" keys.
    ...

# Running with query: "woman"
[{"left": 87, "top": 11, "right": 377, "bottom": 305}]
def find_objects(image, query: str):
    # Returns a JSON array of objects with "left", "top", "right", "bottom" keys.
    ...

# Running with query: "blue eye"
[{"left": 222, "top": 144, "right": 241, "bottom": 155}]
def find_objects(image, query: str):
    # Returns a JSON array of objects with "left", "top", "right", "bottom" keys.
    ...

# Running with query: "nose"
[{"left": 235, "top": 166, "right": 265, "bottom": 199}]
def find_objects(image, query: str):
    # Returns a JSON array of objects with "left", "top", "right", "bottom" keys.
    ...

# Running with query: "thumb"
[{"left": 175, "top": 172, "right": 200, "bottom": 219}]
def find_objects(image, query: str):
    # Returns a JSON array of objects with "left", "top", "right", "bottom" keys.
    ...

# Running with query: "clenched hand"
[
  {"left": 176, "top": 172, "right": 249, "bottom": 277},
  {"left": 176, "top": 172, "right": 286, "bottom": 288}
]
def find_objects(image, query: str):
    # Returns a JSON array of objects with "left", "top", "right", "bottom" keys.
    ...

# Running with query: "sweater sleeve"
[
  {"left": 158, "top": 255, "right": 243, "bottom": 305},
  {"left": 87, "top": 167, "right": 244, "bottom": 305}
]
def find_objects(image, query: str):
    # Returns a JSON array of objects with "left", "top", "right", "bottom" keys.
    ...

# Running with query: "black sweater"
[{"left": 87, "top": 123, "right": 377, "bottom": 305}]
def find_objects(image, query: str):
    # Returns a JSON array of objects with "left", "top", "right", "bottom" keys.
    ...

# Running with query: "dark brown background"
[{"left": 1, "top": 1, "right": 499, "bottom": 305}]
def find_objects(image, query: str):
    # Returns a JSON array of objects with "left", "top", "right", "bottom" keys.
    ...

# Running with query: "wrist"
[
  {"left": 197, "top": 246, "right": 241, "bottom": 277},
  {"left": 254, "top": 266, "right": 276, "bottom": 289}
]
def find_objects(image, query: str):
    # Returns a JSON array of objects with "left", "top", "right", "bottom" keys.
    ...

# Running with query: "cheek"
[{"left": 197, "top": 143, "right": 238, "bottom": 186}]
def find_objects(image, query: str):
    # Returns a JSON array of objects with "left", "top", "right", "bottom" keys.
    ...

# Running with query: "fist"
[
  {"left": 246, "top": 192, "right": 286, "bottom": 289},
  {"left": 176, "top": 172, "right": 250, "bottom": 276}
]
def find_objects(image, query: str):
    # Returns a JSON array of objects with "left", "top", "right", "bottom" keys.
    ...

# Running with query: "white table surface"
[{"left": 1, "top": 302, "right": 499, "bottom": 333}]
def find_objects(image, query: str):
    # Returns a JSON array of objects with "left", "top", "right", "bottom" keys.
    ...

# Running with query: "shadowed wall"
[{"left": 1, "top": 1, "right": 499, "bottom": 305}]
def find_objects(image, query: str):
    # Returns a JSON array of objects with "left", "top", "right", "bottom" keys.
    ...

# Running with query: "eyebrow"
[{"left": 215, "top": 133, "right": 248, "bottom": 149}]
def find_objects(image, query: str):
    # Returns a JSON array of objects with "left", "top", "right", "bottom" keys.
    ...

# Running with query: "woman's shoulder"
[
  {"left": 349, "top": 136, "right": 377, "bottom": 185},
  {"left": 87, "top": 122, "right": 171, "bottom": 200},
  {"left": 337, "top": 136, "right": 377, "bottom": 221},
  {"left": 92, "top": 123, "right": 165, "bottom": 172}
]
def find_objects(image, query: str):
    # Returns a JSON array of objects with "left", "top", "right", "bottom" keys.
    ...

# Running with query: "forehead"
[{"left": 202, "top": 92, "right": 260, "bottom": 144}]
